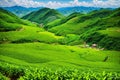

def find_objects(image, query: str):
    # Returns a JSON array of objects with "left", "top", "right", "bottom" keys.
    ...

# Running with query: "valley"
[{"left": 0, "top": 6, "right": 120, "bottom": 80}]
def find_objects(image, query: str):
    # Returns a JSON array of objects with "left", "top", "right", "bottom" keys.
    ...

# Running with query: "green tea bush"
[
  {"left": 0, "top": 63, "right": 120, "bottom": 80},
  {"left": 0, "top": 63, "right": 25, "bottom": 80},
  {"left": 11, "top": 38, "right": 35, "bottom": 43},
  {"left": 0, "top": 73, "right": 8, "bottom": 80},
  {"left": 20, "top": 69, "right": 120, "bottom": 80}
]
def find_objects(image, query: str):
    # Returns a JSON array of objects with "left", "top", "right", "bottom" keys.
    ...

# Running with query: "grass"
[
  {"left": 0, "top": 25, "right": 81, "bottom": 45},
  {"left": 0, "top": 25, "right": 64, "bottom": 44}
]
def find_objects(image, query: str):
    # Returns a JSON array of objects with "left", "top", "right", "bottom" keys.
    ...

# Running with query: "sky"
[{"left": 0, "top": 0, "right": 120, "bottom": 8}]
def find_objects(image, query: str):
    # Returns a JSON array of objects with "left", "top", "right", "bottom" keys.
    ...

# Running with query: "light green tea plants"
[{"left": 0, "top": 62, "right": 120, "bottom": 80}]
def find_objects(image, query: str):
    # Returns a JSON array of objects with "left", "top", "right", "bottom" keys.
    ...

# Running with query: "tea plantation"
[{"left": 0, "top": 7, "right": 120, "bottom": 80}]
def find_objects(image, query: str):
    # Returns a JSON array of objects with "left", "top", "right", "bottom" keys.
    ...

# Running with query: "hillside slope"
[
  {"left": 46, "top": 8, "right": 120, "bottom": 50},
  {"left": 0, "top": 8, "right": 38, "bottom": 32},
  {"left": 22, "top": 8, "right": 64, "bottom": 24},
  {"left": 44, "top": 12, "right": 84, "bottom": 29},
  {"left": 48, "top": 9, "right": 113, "bottom": 35},
  {"left": 0, "top": 8, "right": 64, "bottom": 44}
]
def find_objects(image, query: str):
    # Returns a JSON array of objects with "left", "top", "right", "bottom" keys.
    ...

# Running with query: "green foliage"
[
  {"left": 20, "top": 68, "right": 120, "bottom": 80},
  {"left": 0, "top": 63, "right": 25, "bottom": 80},
  {"left": 0, "top": 73, "right": 8, "bottom": 80}
]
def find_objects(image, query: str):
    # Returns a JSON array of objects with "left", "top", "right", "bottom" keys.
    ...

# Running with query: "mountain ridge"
[
  {"left": 22, "top": 8, "right": 64, "bottom": 24},
  {"left": 2, "top": 6, "right": 42, "bottom": 17},
  {"left": 57, "top": 6, "right": 109, "bottom": 16}
]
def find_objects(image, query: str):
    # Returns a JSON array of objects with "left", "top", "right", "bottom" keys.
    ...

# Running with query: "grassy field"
[
  {"left": 0, "top": 42, "right": 120, "bottom": 68},
  {"left": 0, "top": 25, "right": 64, "bottom": 44}
]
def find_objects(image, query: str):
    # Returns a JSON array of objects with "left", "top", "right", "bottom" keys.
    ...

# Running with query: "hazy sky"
[{"left": 0, "top": 0, "right": 120, "bottom": 8}]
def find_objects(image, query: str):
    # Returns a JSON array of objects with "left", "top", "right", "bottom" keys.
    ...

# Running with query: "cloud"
[
  {"left": 92, "top": 0, "right": 120, "bottom": 8},
  {"left": 0, "top": 0, "right": 120, "bottom": 8},
  {"left": 0, "top": 0, "right": 44, "bottom": 7}
]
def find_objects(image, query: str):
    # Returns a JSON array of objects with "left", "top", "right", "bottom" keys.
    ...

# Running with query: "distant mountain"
[
  {"left": 2, "top": 6, "right": 42, "bottom": 17},
  {"left": 57, "top": 6, "right": 102, "bottom": 16},
  {"left": 22, "top": 8, "right": 64, "bottom": 24}
]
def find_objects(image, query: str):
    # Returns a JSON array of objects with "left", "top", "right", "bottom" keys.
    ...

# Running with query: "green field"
[
  {"left": 0, "top": 42, "right": 120, "bottom": 79},
  {"left": 0, "top": 7, "right": 120, "bottom": 80}
]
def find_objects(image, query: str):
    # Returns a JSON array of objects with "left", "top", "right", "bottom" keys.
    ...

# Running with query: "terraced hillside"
[{"left": 0, "top": 8, "right": 120, "bottom": 80}]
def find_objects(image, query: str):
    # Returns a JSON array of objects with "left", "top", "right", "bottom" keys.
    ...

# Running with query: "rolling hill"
[
  {"left": 0, "top": 8, "right": 64, "bottom": 44},
  {"left": 44, "top": 12, "right": 84, "bottom": 30},
  {"left": 46, "top": 8, "right": 120, "bottom": 50},
  {"left": 0, "top": 8, "right": 120, "bottom": 80},
  {"left": 22, "top": 8, "right": 64, "bottom": 24},
  {"left": 0, "top": 8, "right": 35, "bottom": 32},
  {"left": 0, "top": 8, "right": 38, "bottom": 32},
  {"left": 47, "top": 9, "right": 113, "bottom": 34}
]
